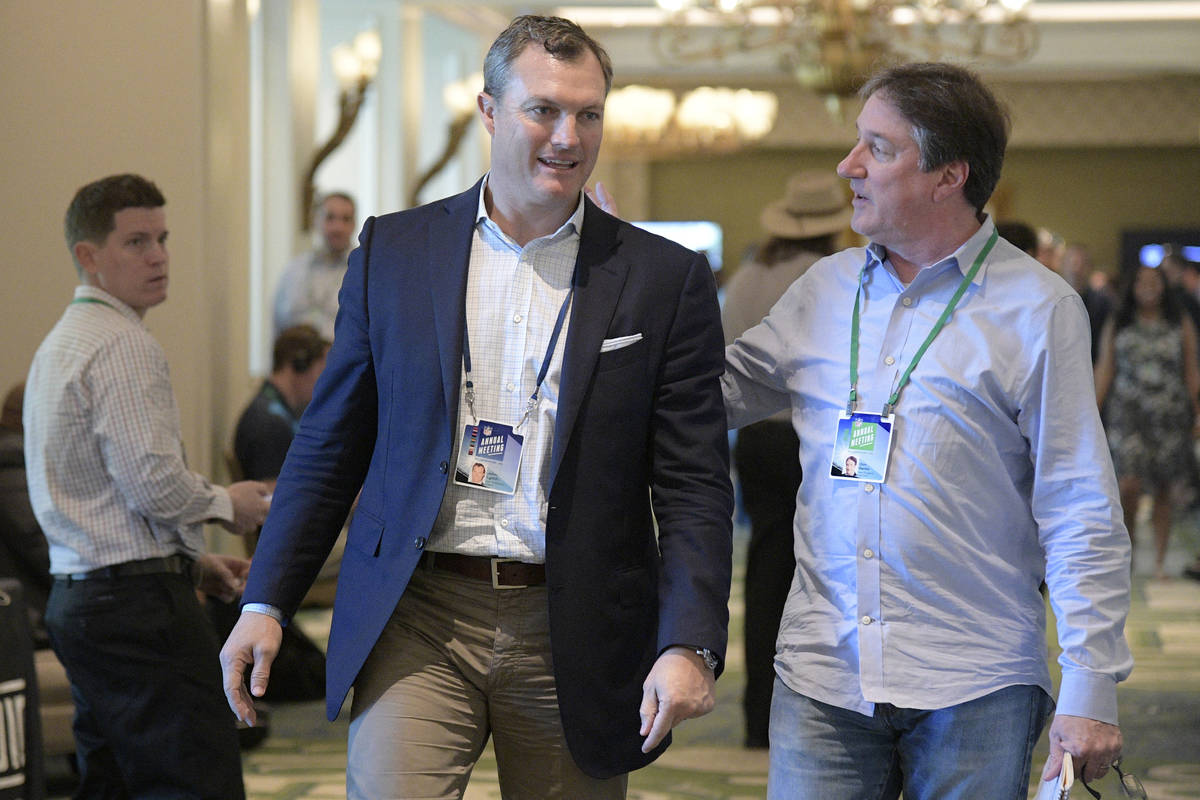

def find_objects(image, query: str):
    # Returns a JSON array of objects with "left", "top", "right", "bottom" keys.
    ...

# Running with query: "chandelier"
[
  {"left": 603, "top": 85, "right": 779, "bottom": 152},
  {"left": 652, "top": 0, "right": 1039, "bottom": 97}
]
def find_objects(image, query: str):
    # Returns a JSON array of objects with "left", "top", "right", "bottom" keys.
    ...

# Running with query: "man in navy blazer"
[{"left": 221, "top": 15, "right": 733, "bottom": 798}]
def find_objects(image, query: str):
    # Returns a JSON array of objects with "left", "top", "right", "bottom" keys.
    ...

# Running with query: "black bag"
[{"left": 0, "top": 579, "right": 44, "bottom": 800}]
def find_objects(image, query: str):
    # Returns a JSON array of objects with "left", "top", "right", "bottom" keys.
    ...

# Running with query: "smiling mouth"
[{"left": 538, "top": 157, "right": 578, "bottom": 170}]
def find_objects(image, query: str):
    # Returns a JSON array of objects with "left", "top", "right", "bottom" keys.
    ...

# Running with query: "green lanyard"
[
  {"left": 70, "top": 296, "right": 117, "bottom": 310},
  {"left": 848, "top": 228, "right": 998, "bottom": 416}
]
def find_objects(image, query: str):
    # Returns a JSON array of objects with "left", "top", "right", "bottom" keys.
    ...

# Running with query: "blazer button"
[
  {"left": 439, "top": 461, "right": 448, "bottom": 474},
  {"left": 413, "top": 537, "right": 426, "bottom": 550}
]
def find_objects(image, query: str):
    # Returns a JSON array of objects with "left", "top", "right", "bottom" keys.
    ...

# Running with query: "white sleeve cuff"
[
  {"left": 241, "top": 603, "right": 285, "bottom": 624},
  {"left": 1056, "top": 668, "right": 1120, "bottom": 725}
]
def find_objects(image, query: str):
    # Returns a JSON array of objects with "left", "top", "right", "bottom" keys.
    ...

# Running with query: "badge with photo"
[{"left": 830, "top": 412, "right": 894, "bottom": 484}]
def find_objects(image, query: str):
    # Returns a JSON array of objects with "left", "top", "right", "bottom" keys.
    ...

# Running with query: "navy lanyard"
[
  {"left": 462, "top": 283, "right": 574, "bottom": 431},
  {"left": 848, "top": 228, "right": 998, "bottom": 416}
]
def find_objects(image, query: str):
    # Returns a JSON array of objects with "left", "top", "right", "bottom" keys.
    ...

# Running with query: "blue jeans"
[{"left": 767, "top": 679, "right": 1054, "bottom": 800}]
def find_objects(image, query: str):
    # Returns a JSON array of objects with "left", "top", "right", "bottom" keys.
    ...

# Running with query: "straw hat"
[{"left": 759, "top": 169, "right": 852, "bottom": 239}]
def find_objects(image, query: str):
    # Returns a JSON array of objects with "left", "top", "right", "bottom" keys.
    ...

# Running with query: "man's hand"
[
  {"left": 1041, "top": 714, "right": 1123, "bottom": 784},
  {"left": 639, "top": 646, "right": 716, "bottom": 753},
  {"left": 223, "top": 480, "right": 271, "bottom": 535},
  {"left": 586, "top": 181, "right": 620, "bottom": 218},
  {"left": 194, "top": 553, "right": 250, "bottom": 602},
  {"left": 219, "top": 612, "right": 283, "bottom": 727}
]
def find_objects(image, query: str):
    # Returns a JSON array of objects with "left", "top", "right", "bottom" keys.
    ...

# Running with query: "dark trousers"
[
  {"left": 45, "top": 571, "right": 244, "bottom": 800},
  {"left": 733, "top": 421, "right": 800, "bottom": 748}
]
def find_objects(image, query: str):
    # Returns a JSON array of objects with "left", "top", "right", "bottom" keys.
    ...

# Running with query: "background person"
[
  {"left": 24, "top": 173, "right": 270, "bottom": 799},
  {"left": 0, "top": 382, "right": 51, "bottom": 646},
  {"left": 222, "top": 323, "right": 335, "bottom": 703},
  {"left": 721, "top": 167, "right": 849, "bottom": 749},
  {"left": 723, "top": 63, "right": 1132, "bottom": 798},
  {"left": 273, "top": 191, "right": 356, "bottom": 341},
  {"left": 996, "top": 219, "right": 1038, "bottom": 257},
  {"left": 234, "top": 323, "right": 330, "bottom": 484},
  {"left": 1094, "top": 263, "right": 1200, "bottom": 579},
  {"left": 1058, "top": 243, "right": 1113, "bottom": 362},
  {"left": 221, "top": 16, "right": 733, "bottom": 800}
]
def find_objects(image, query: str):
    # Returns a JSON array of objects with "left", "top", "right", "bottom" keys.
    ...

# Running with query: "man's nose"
[
  {"left": 552, "top": 115, "right": 580, "bottom": 149},
  {"left": 837, "top": 145, "right": 864, "bottom": 179}
]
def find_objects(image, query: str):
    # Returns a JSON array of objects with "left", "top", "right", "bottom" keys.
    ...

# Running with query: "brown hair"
[
  {"left": 483, "top": 15, "right": 613, "bottom": 99},
  {"left": 860, "top": 63, "right": 1009, "bottom": 214}
]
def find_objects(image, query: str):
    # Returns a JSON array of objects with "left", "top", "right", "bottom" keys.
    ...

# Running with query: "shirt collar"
[
  {"left": 942, "top": 215, "right": 997, "bottom": 287},
  {"left": 864, "top": 215, "right": 997, "bottom": 288},
  {"left": 474, "top": 172, "right": 586, "bottom": 246},
  {"left": 73, "top": 285, "right": 145, "bottom": 326}
]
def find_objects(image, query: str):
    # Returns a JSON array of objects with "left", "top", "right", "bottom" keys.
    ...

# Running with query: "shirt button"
[
  {"left": 884, "top": 356, "right": 895, "bottom": 366},
  {"left": 506, "top": 382, "right": 516, "bottom": 392},
  {"left": 902, "top": 297, "right": 913, "bottom": 307},
  {"left": 500, "top": 518, "right": 510, "bottom": 528},
  {"left": 863, "top": 548, "right": 874, "bottom": 559},
  {"left": 513, "top": 313, "right": 523, "bottom": 323},
  {"left": 413, "top": 537, "right": 426, "bottom": 550},
  {"left": 864, "top": 484, "right": 875, "bottom": 493},
  {"left": 861, "top": 615, "right": 873, "bottom": 625}
]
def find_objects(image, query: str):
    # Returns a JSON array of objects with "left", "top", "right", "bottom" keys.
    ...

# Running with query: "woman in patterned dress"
[{"left": 1095, "top": 264, "right": 1200, "bottom": 578}]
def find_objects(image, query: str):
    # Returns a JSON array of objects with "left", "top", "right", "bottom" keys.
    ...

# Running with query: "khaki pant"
[{"left": 347, "top": 562, "right": 628, "bottom": 799}]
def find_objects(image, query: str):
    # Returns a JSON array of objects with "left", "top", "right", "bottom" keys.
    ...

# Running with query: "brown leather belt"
[{"left": 422, "top": 552, "right": 545, "bottom": 589}]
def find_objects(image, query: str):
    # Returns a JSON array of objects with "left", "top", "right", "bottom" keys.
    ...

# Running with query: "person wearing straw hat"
[{"left": 722, "top": 168, "right": 850, "bottom": 749}]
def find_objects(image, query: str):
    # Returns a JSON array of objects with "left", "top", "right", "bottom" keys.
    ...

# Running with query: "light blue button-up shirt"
[{"left": 723, "top": 218, "right": 1133, "bottom": 723}]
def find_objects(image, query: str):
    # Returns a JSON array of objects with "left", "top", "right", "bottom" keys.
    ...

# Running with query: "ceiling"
[{"left": 427, "top": 1, "right": 1200, "bottom": 86}]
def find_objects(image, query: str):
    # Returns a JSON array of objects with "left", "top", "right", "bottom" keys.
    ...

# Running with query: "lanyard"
[
  {"left": 71, "top": 296, "right": 117, "bottom": 310},
  {"left": 462, "top": 283, "right": 574, "bottom": 431},
  {"left": 848, "top": 229, "right": 998, "bottom": 415}
]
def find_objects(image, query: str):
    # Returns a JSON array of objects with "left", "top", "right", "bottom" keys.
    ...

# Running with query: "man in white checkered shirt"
[
  {"left": 221, "top": 15, "right": 733, "bottom": 800},
  {"left": 24, "top": 174, "right": 271, "bottom": 799}
]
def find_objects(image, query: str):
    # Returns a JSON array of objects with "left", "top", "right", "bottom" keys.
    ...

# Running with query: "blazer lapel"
[
  {"left": 550, "top": 202, "right": 630, "bottom": 482},
  {"left": 425, "top": 181, "right": 482, "bottom": 429}
]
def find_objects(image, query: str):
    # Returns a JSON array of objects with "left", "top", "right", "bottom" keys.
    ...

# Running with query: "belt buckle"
[{"left": 490, "top": 558, "right": 526, "bottom": 590}]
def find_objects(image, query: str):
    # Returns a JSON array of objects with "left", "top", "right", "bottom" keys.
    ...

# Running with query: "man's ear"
[
  {"left": 934, "top": 160, "right": 969, "bottom": 202},
  {"left": 74, "top": 241, "right": 99, "bottom": 276},
  {"left": 478, "top": 92, "right": 497, "bottom": 136}
]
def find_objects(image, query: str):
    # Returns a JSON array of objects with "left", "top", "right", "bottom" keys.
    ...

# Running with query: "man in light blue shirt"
[{"left": 723, "top": 63, "right": 1132, "bottom": 799}]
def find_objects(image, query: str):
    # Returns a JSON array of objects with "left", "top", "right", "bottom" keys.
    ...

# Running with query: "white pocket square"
[{"left": 600, "top": 333, "right": 643, "bottom": 353}]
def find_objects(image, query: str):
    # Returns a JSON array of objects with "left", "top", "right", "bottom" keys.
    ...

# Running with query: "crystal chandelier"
[{"left": 652, "top": 0, "right": 1039, "bottom": 97}]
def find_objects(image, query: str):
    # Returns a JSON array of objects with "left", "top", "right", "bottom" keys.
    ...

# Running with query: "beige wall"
[
  {"left": 0, "top": 1, "right": 252, "bottom": 540},
  {"left": 645, "top": 145, "right": 1200, "bottom": 280}
]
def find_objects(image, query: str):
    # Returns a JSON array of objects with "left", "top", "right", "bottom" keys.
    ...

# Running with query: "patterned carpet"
[{"left": 236, "top": 521, "right": 1200, "bottom": 800}]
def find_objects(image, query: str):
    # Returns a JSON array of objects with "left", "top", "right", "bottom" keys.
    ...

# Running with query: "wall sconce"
[
  {"left": 604, "top": 84, "right": 778, "bottom": 152},
  {"left": 300, "top": 28, "right": 381, "bottom": 231},
  {"left": 407, "top": 72, "right": 484, "bottom": 208}
]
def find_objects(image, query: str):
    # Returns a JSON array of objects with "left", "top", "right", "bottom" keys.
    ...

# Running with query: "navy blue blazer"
[{"left": 242, "top": 180, "right": 733, "bottom": 778}]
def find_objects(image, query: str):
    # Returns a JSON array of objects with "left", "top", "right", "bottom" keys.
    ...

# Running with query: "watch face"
[{"left": 698, "top": 648, "right": 718, "bottom": 670}]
